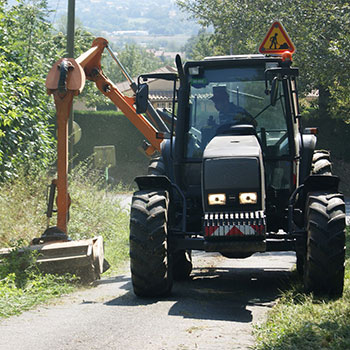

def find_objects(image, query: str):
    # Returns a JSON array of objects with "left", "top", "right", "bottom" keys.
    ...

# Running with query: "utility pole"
[{"left": 67, "top": 0, "right": 75, "bottom": 172}]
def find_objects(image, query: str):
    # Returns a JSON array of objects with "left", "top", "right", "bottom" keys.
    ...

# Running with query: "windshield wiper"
[{"left": 253, "top": 95, "right": 282, "bottom": 120}]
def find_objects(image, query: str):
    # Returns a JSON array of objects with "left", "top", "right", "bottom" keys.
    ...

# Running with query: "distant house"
[{"left": 115, "top": 65, "right": 178, "bottom": 110}]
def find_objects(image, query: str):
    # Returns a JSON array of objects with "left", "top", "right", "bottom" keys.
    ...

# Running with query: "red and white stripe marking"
[
  {"left": 204, "top": 211, "right": 266, "bottom": 237},
  {"left": 205, "top": 224, "right": 265, "bottom": 237}
]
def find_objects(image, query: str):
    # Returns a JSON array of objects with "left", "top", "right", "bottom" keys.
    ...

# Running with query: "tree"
[
  {"left": 182, "top": 29, "right": 216, "bottom": 60},
  {"left": 177, "top": 0, "right": 350, "bottom": 120},
  {"left": 104, "top": 43, "right": 165, "bottom": 83},
  {"left": 0, "top": 0, "right": 62, "bottom": 181}
]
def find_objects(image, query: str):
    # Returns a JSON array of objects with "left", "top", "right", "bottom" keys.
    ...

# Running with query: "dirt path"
[{"left": 0, "top": 251, "right": 295, "bottom": 350}]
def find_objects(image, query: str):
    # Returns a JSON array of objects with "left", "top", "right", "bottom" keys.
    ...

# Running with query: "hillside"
[{"left": 47, "top": 0, "right": 199, "bottom": 49}]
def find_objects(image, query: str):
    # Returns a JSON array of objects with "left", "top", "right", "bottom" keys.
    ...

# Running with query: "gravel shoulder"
[{"left": 0, "top": 251, "right": 295, "bottom": 350}]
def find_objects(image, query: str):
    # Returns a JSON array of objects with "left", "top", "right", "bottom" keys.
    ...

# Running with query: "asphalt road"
[{"left": 0, "top": 251, "right": 295, "bottom": 350}]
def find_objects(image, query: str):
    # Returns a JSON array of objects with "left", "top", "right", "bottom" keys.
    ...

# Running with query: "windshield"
[{"left": 186, "top": 66, "right": 289, "bottom": 159}]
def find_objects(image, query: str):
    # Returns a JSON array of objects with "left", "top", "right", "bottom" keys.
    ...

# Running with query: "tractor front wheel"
[
  {"left": 129, "top": 189, "right": 173, "bottom": 297},
  {"left": 304, "top": 192, "right": 346, "bottom": 298}
]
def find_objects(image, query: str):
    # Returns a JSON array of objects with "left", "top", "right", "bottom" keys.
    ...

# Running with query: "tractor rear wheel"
[
  {"left": 304, "top": 192, "right": 346, "bottom": 297},
  {"left": 297, "top": 150, "right": 334, "bottom": 276},
  {"left": 312, "top": 150, "right": 332, "bottom": 175},
  {"left": 148, "top": 156, "right": 165, "bottom": 176},
  {"left": 129, "top": 189, "right": 173, "bottom": 297}
]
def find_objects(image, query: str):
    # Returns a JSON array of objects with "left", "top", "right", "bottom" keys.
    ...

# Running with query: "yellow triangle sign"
[{"left": 259, "top": 21, "right": 295, "bottom": 55}]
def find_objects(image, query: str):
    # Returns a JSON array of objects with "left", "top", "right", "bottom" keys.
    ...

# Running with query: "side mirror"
[
  {"left": 270, "top": 77, "right": 279, "bottom": 106},
  {"left": 136, "top": 83, "right": 149, "bottom": 114}
]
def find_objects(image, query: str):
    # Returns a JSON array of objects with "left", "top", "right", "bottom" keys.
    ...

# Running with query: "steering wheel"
[
  {"left": 215, "top": 122, "right": 257, "bottom": 136},
  {"left": 215, "top": 121, "right": 241, "bottom": 135}
]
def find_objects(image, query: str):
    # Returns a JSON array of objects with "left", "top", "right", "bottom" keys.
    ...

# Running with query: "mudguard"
[
  {"left": 303, "top": 174, "right": 340, "bottom": 194},
  {"left": 134, "top": 175, "right": 173, "bottom": 192},
  {"left": 299, "top": 133, "right": 317, "bottom": 184}
]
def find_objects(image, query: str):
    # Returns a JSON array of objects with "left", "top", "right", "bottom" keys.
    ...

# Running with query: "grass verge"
[
  {"left": 68, "top": 160, "right": 131, "bottom": 272},
  {"left": 0, "top": 162, "right": 131, "bottom": 317},
  {"left": 254, "top": 230, "right": 350, "bottom": 350}
]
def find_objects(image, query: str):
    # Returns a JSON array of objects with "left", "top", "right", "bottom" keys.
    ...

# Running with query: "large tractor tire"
[
  {"left": 129, "top": 189, "right": 173, "bottom": 297},
  {"left": 148, "top": 156, "right": 165, "bottom": 176},
  {"left": 304, "top": 192, "right": 346, "bottom": 297},
  {"left": 297, "top": 150, "right": 334, "bottom": 276},
  {"left": 312, "top": 150, "right": 332, "bottom": 175},
  {"left": 148, "top": 156, "right": 193, "bottom": 280}
]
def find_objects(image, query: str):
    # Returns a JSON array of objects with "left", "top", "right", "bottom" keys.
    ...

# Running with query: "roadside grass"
[
  {"left": 0, "top": 162, "right": 131, "bottom": 317},
  {"left": 0, "top": 248, "right": 78, "bottom": 318},
  {"left": 254, "top": 230, "right": 350, "bottom": 350},
  {"left": 68, "top": 161, "right": 131, "bottom": 273}
]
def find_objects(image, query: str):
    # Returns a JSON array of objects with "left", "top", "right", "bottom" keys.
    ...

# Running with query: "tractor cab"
[{"left": 175, "top": 55, "right": 300, "bottom": 233}]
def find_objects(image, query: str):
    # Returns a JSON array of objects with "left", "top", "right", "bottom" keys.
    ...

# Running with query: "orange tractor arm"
[
  {"left": 45, "top": 37, "right": 167, "bottom": 233},
  {"left": 76, "top": 37, "right": 164, "bottom": 155}
]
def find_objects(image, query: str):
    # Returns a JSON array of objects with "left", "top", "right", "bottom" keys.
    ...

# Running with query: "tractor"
[{"left": 129, "top": 51, "right": 346, "bottom": 298}]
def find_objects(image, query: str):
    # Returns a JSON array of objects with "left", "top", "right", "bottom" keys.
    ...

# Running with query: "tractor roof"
[{"left": 185, "top": 54, "right": 283, "bottom": 70}]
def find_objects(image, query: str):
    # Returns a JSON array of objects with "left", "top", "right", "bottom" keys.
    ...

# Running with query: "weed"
[
  {"left": 68, "top": 159, "right": 130, "bottom": 273},
  {"left": 254, "top": 229, "right": 350, "bottom": 350},
  {"left": 0, "top": 272, "right": 77, "bottom": 318},
  {"left": 0, "top": 240, "right": 39, "bottom": 288},
  {"left": 0, "top": 239, "right": 78, "bottom": 318},
  {"left": 0, "top": 169, "right": 48, "bottom": 246},
  {"left": 0, "top": 161, "right": 131, "bottom": 317}
]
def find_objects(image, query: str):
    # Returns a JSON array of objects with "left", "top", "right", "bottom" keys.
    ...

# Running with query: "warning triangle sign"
[{"left": 259, "top": 21, "right": 295, "bottom": 55}]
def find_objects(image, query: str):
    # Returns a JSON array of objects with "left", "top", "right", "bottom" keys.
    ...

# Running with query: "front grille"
[{"left": 204, "top": 211, "right": 266, "bottom": 237}]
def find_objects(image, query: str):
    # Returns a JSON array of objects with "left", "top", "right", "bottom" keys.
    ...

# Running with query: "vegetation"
[
  {"left": 182, "top": 28, "right": 215, "bottom": 60},
  {"left": 0, "top": 243, "right": 77, "bottom": 318},
  {"left": 0, "top": 0, "right": 58, "bottom": 181},
  {"left": 254, "top": 231, "right": 350, "bottom": 350},
  {"left": 0, "top": 164, "right": 130, "bottom": 317},
  {"left": 68, "top": 160, "right": 130, "bottom": 271},
  {"left": 103, "top": 43, "right": 168, "bottom": 83},
  {"left": 177, "top": 0, "right": 350, "bottom": 121}
]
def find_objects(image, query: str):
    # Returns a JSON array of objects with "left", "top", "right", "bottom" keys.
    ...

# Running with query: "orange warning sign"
[{"left": 259, "top": 21, "right": 295, "bottom": 55}]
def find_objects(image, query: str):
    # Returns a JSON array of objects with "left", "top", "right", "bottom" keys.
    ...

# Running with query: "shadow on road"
[
  {"left": 94, "top": 275, "right": 131, "bottom": 287},
  {"left": 104, "top": 263, "right": 296, "bottom": 323}
]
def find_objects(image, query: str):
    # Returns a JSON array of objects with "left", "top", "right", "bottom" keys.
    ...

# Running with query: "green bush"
[{"left": 0, "top": 0, "right": 60, "bottom": 181}]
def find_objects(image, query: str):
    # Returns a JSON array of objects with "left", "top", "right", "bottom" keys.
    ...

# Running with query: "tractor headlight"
[
  {"left": 208, "top": 193, "right": 226, "bottom": 206},
  {"left": 239, "top": 192, "right": 257, "bottom": 204}
]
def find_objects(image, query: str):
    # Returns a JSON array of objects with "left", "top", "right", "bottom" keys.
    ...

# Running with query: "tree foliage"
[
  {"left": 177, "top": 0, "right": 350, "bottom": 120},
  {"left": 103, "top": 43, "right": 165, "bottom": 83},
  {"left": 84, "top": 43, "right": 166, "bottom": 109},
  {"left": 182, "top": 28, "right": 216, "bottom": 60},
  {"left": 0, "top": 0, "right": 61, "bottom": 181},
  {"left": 0, "top": 1, "right": 101, "bottom": 181}
]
